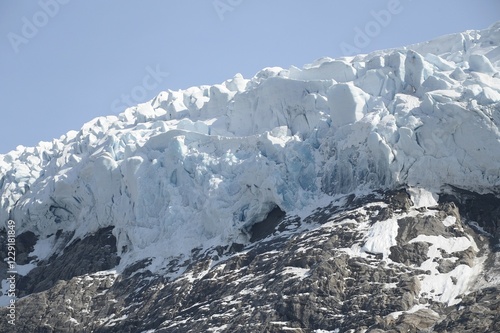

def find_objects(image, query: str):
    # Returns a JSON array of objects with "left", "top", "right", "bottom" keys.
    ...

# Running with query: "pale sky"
[{"left": 1, "top": 0, "right": 499, "bottom": 154}]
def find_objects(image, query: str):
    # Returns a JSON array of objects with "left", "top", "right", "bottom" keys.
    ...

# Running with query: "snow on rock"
[
  {"left": 1, "top": 22, "right": 500, "bottom": 266},
  {"left": 408, "top": 187, "right": 438, "bottom": 208},
  {"left": 281, "top": 267, "right": 310, "bottom": 281},
  {"left": 362, "top": 218, "right": 399, "bottom": 258},
  {"left": 442, "top": 216, "right": 457, "bottom": 227},
  {"left": 409, "top": 234, "right": 480, "bottom": 305}
]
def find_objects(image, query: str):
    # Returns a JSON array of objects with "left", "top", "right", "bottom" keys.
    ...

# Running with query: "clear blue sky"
[{"left": 1, "top": 0, "right": 499, "bottom": 154}]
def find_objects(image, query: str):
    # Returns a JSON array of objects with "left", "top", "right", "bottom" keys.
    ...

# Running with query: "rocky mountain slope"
[{"left": 1, "top": 22, "right": 500, "bottom": 332}]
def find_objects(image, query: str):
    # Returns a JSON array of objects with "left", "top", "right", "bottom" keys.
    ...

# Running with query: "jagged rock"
[
  {"left": 0, "top": 190, "right": 498, "bottom": 333},
  {"left": 433, "top": 287, "right": 500, "bottom": 332},
  {"left": 390, "top": 242, "right": 430, "bottom": 266},
  {"left": 396, "top": 215, "right": 449, "bottom": 243},
  {"left": 16, "top": 227, "right": 120, "bottom": 297},
  {"left": 387, "top": 189, "right": 413, "bottom": 212},
  {"left": 437, "top": 259, "right": 457, "bottom": 274},
  {"left": 398, "top": 308, "right": 441, "bottom": 331},
  {"left": 440, "top": 188, "right": 500, "bottom": 246}
]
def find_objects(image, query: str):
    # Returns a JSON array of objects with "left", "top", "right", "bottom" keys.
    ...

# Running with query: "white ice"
[{"left": 0, "top": 22, "right": 499, "bottom": 272}]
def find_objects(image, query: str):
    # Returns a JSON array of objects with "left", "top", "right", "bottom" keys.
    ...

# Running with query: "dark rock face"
[
  {"left": 440, "top": 187, "right": 500, "bottom": 248},
  {"left": 16, "top": 226, "right": 120, "bottom": 297},
  {"left": 389, "top": 241, "right": 430, "bottom": 266},
  {"left": 433, "top": 287, "right": 500, "bottom": 332},
  {"left": 14, "top": 231, "right": 38, "bottom": 265},
  {"left": 248, "top": 206, "right": 286, "bottom": 242},
  {"left": 1, "top": 189, "right": 499, "bottom": 332}
]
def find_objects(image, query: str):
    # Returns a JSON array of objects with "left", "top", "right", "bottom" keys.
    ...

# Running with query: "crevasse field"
[{"left": 1, "top": 22, "right": 499, "bottom": 272}]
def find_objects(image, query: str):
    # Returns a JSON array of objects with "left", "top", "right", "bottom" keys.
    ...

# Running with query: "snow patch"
[
  {"left": 362, "top": 218, "right": 399, "bottom": 258},
  {"left": 410, "top": 234, "right": 479, "bottom": 305},
  {"left": 442, "top": 216, "right": 457, "bottom": 227},
  {"left": 408, "top": 188, "right": 438, "bottom": 208},
  {"left": 281, "top": 267, "right": 310, "bottom": 280}
]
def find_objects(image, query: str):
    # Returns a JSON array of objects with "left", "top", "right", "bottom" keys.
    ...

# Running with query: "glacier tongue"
[{"left": 1, "top": 23, "right": 500, "bottom": 265}]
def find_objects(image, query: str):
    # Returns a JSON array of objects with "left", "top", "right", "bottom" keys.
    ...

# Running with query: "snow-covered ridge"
[{"left": 1, "top": 22, "right": 499, "bottom": 264}]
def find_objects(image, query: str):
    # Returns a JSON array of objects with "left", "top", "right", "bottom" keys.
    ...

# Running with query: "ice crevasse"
[{"left": 1, "top": 22, "right": 500, "bottom": 263}]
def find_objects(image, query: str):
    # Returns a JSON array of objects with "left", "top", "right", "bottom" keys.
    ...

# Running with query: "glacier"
[{"left": 1, "top": 22, "right": 499, "bottom": 269}]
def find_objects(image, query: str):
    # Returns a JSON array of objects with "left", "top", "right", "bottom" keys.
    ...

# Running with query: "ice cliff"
[{"left": 1, "top": 22, "right": 499, "bottom": 265}]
